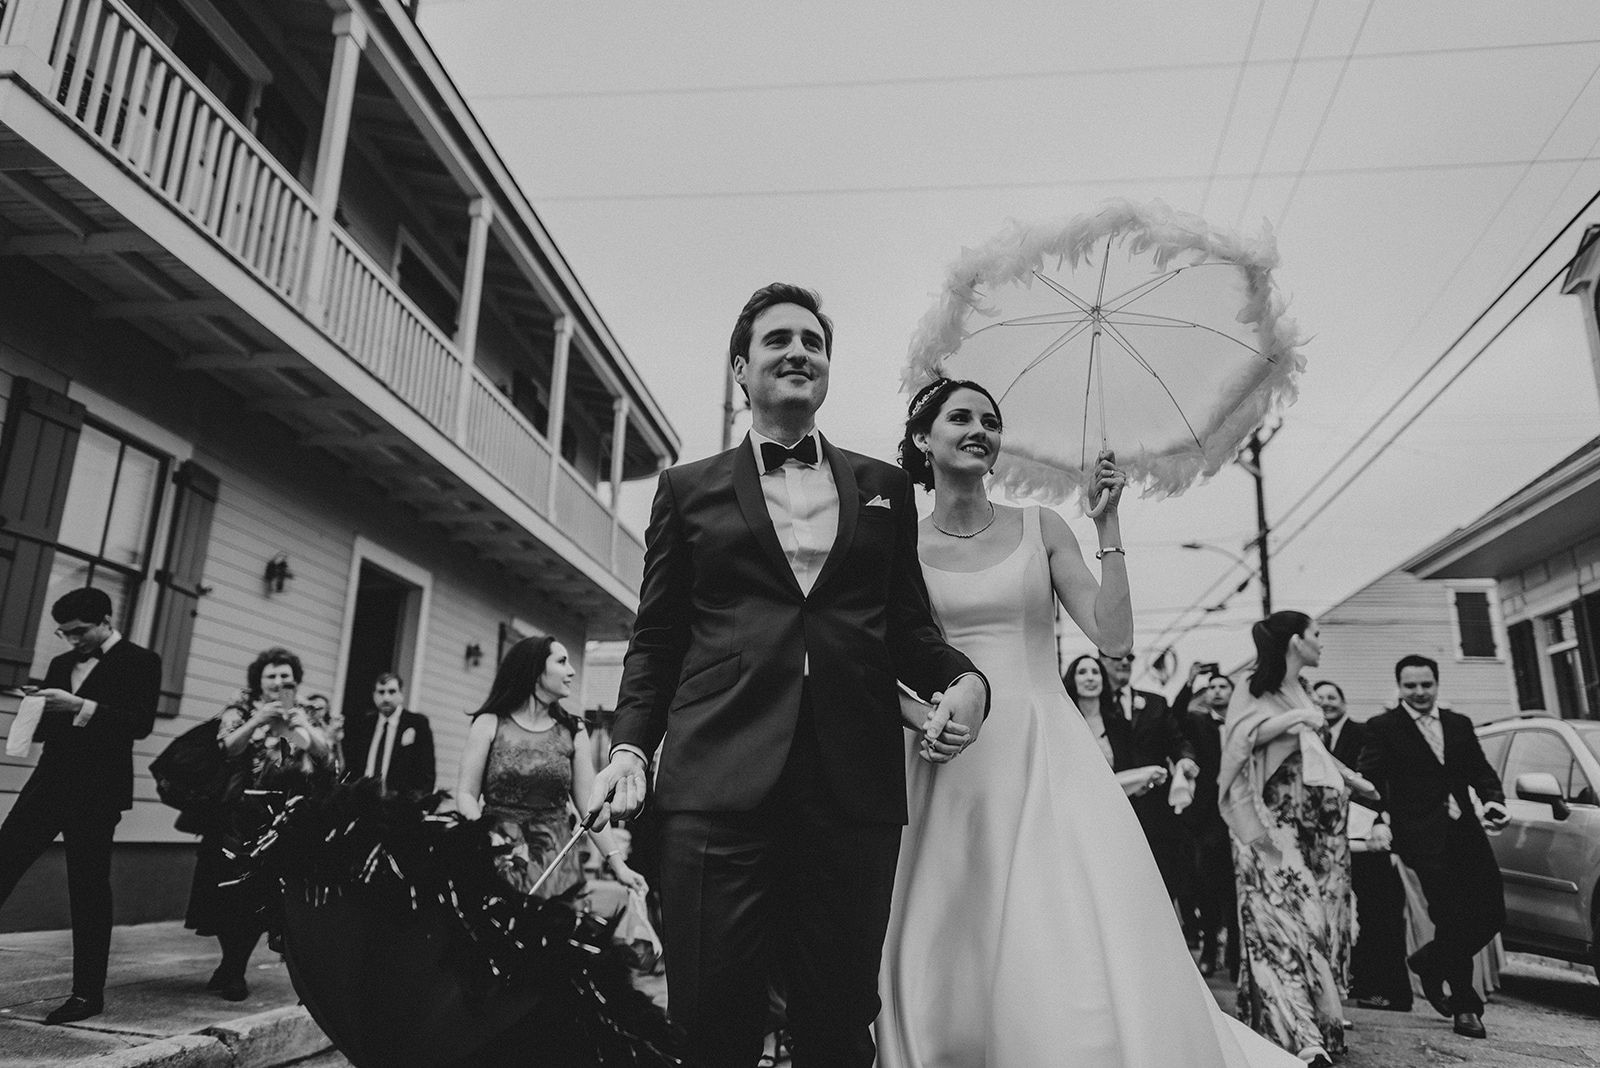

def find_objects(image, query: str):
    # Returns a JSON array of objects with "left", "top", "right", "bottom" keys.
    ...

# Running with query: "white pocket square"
[
  {"left": 865, "top": 496, "right": 892, "bottom": 509},
  {"left": 400, "top": 727, "right": 416, "bottom": 746}
]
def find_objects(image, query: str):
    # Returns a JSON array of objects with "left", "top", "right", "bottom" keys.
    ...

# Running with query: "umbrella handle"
[{"left": 1084, "top": 488, "right": 1110, "bottom": 518}]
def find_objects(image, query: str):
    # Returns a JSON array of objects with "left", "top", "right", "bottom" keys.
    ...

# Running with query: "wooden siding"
[{"left": 1314, "top": 569, "right": 1517, "bottom": 725}]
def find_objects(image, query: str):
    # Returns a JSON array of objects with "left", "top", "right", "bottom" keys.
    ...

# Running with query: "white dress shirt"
[
  {"left": 1407, "top": 705, "right": 1460, "bottom": 819},
  {"left": 69, "top": 630, "right": 120, "bottom": 727},
  {"left": 365, "top": 709, "right": 403, "bottom": 784},
  {"left": 1326, "top": 715, "right": 1346, "bottom": 754},
  {"left": 748, "top": 428, "right": 838, "bottom": 596}
]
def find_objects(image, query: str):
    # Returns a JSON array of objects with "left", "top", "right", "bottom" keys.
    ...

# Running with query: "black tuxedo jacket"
[
  {"left": 612, "top": 435, "right": 983, "bottom": 823},
  {"left": 342, "top": 709, "right": 436, "bottom": 796},
  {"left": 1329, "top": 716, "right": 1366, "bottom": 769},
  {"left": 1103, "top": 687, "right": 1193, "bottom": 829},
  {"left": 1357, "top": 705, "right": 1504, "bottom": 864},
  {"left": 1180, "top": 710, "right": 1226, "bottom": 829},
  {"left": 32, "top": 639, "right": 162, "bottom": 812}
]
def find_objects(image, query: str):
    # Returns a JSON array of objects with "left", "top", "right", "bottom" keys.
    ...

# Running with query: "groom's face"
[{"left": 735, "top": 303, "right": 830, "bottom": 421}]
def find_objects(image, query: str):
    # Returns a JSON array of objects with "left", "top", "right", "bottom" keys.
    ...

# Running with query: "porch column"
[
  {"left": 452, "top": 197, "right": 493, "bottom": 442},
  {"left": 0, "top": 0, "right": 69, "bottom": 90},
  {"left": 300, "top": 11, "right": 367, "bottom": 318},
  {"left": 608, "top": 395, "right": 630, "bottom": 569},
  {"left": 544, "top": 315, "right": 575, "bottom": 515}
]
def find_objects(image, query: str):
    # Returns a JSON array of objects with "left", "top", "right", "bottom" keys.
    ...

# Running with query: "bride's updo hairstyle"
[
  {"left": 1247, "top": 610, "right": 1313, "bottom": 698},
  {"left": 898, "top": 377, "right": 1003, "bottom": 490}
]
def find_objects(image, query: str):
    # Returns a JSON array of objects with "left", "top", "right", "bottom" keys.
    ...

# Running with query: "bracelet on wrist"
[
  {"left": 1095, "top": 546, "right": 1125, "bottom": 560},
  {"left": 604, "top": 849, "right": 623, "bottom": 862}
]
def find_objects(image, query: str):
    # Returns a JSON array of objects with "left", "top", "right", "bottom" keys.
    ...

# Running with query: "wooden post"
[
  {"left": 0, "top": 0, "right": 70, "bottom": 90},
  {"left": 300, "top": 10, "right": 366, "bottom": 318},
  {"left": 452, "top": 197, "right": 492, "bottom": 442},
  {"left": 543, "top": 315, "right": 574, "bottom": 516},
  {"left": 608, "top": 395, "right": 630, "bottom": 569}
]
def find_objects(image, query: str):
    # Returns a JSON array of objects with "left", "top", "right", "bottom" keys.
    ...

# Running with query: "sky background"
[{"left": 417, "top": 0, "right": 1600, "bottom": 690}]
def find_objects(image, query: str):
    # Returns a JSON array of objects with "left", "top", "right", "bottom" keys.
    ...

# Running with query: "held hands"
[
  {"left": 918, "top": 676, "right": 986, "bottom": 764},
  {"left": 587, "top": 750, "right": 647, "bottom": 825}
]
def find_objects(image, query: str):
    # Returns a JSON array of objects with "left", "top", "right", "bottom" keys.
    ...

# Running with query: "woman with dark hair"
[
  {"left": 186, "top": 646, "right": 336, "bottom": 1001},
  {"left": 455, "top": 636, "right": 646, "bottom": 899},
  {"left": 1062, "top": 653, "right": 1168, "bottom": 798},
  {"left": 1218, "top": 613, "right": 1373, "bottom": 1066},
  {"left": 878, "top": 379, "right": 1298, "bottom": 1068}
]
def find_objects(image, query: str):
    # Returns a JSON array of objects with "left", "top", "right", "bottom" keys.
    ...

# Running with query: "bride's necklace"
[{"left": 933, "top": 502, "right": 996, "bottom": 539}]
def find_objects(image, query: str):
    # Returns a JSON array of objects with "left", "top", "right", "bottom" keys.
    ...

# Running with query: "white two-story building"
[{"left": 0, "top": 0, "right": 677, "bottom": 927}]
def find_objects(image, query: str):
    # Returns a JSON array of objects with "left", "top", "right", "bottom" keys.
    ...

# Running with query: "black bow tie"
[
  {"left": 77, "top": 648, "right": 102, "bottom": 663},
  {"left": 760, "top": 436, "right": 818, "bottom": 472}
]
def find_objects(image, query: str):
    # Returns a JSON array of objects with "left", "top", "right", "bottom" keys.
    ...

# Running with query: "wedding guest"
[
  {"left": 1183, "top": 671, "right": 1239, "bottom": 979},
  {"left": 1064, "top": 654, "right": 1168, "bottom": 798},
  {"left": 1357, "top": 655, "right": 1508, "bottom": 1040},
  {"left": 1100, "top": 649, "right": 1198, "bottom": 911},
  {"left": 0, "top": 588, "right": 160, "bottom": 1025},
  {"left": 342, "top": 672, "right": 435, "bottom": 798},
  {"left": 455, "top": 636, "right": 646, "bottom": 901},
  {"left": 185, "top": 647, "right": 335, "bottom": 1001},
  {"left": 1220, "top": 613, "right": 1369, "bottom": 1067}
]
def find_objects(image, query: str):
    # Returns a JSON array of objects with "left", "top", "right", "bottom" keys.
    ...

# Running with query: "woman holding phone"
[{"left": 184, "top": 647, "right": 335, "bottom": 1001}]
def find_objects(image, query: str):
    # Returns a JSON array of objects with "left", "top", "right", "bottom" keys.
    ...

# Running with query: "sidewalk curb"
[{"left": 74, "top": 1007, "right": 331, "bottom": 1068}]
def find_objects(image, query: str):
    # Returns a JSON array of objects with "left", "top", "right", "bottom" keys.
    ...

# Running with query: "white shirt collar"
[
  {"left": 1404, "top": 704, "right": 1439, "bottom": 722},
  {"left": 97, "top": 630, "right": 121, "bottom": 656},
  {"left": 749, "top": 427, "right": 821, "bottom": 470}
]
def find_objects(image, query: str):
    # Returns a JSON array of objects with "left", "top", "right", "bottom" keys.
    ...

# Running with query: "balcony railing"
[
  {"left": 46, "top": 0, "right": 315, "bottom": 303},
  {"left": 4, "top": 0, "right": 645, "bottom": 595}
]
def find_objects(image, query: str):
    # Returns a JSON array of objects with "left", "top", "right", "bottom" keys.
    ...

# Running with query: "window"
[
  {"left": 394, "top": 230, "right": 459, "bottom": 334},
  {"left": 1453, "top": 590, "right": 1498, "bottom": 658},
  {"left": 26, "top": 424, "right": 166, "bottom": 681},
  {"left": 1508, "top": 619, "right": 1545, "bottom": 710},
  {"left": 1545, "top": 606, "right": 1592, "bottom": 719},
  {"left": 1502, "top": 730, "right": 1580, "bottom": 803}
]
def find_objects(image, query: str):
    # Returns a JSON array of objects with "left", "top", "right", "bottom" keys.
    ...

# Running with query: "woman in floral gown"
[{"left": 1219, "top": 612, "right": 1370, "bottom": 1066}]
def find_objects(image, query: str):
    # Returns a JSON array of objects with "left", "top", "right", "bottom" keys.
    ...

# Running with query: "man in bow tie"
[
  {"left": 0, "top": 587, "right": 160, "bottom": 1025},
  {"left": 1357, "top": 654, "right": 1507, "bottom": 1040},
  {"left": 590, "top": 283, "right": 987, "bottom": 1068},
  {"left": 341, "top": 672, "right": 435, "bottom": 798}
]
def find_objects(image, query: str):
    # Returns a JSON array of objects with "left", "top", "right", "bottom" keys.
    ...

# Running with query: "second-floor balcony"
[{"left": 0, "top": 0, "right": 676, "bottom": 635}]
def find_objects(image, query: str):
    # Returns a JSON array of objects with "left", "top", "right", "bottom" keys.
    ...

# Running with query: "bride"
[{"left": 876, "top": 377, "right": 1300, "bottom": 1067}]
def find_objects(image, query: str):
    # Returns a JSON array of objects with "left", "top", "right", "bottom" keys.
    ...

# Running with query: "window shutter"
[
  {"left": 0, "top": 379, "right": 86, "bottom": 686},
  {"left": 1507, "top": 619, "right": 1544, "bottom": 711},
  {"left": 149, "top": 461, "right": 219, "bottom": 717},
  {"left": 1579, "top": 591, "right": 1600, "bottom": 720},
  {"left": 1453, "top": 590, "right": 1498, "bottom": 658}
]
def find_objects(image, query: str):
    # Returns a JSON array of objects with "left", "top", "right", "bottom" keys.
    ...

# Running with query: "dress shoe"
[
  {"left": 1407, "top": 958, "right": 1450, "bottom": 1017},
  {"left": 218, "top": 975, "right": 249, "bottom": 1002},
  {"left": 44, "top": 994, "right": 103, "bottom": 1025},
  {"left": 206, "top": 966, "right": 228, "bottom": 991},
  {"left": 1453, "top": 1012, "right": 1487, "bottom": 1039},
  {"left": 1353, "top": 994, "right": 1412, "bottom": 1012}
]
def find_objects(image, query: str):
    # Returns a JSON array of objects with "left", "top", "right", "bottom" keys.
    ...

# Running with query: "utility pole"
[{"left": 1238, "top": 428, "right": 1273, "bottom": 617}]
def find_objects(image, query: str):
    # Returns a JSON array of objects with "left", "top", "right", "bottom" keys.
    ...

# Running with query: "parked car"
[{"left": 1475, "top": 713, "right": 1600, "bottom": 976}]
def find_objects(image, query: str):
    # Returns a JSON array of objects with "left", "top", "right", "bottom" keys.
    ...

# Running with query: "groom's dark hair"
[{"left": 728, "top": 283, "right": 833, "bottom": 372}]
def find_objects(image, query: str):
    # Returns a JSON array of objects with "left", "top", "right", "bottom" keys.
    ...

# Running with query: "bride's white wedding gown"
[{"left": 877, "top": 507, "right": 1300, "bottom": 1067}]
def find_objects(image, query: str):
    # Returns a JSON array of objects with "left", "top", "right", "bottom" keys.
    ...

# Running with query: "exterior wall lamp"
[
  {"left": 264, "top": 553, "right": 294, "bottom": 594},
  {"left": 465, "top": 642, "right": 484, "bottom": 667}
]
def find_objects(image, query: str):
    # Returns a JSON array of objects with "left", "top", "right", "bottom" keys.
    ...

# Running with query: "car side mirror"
[{"left": 1515, "top": 772, "right": 1570, "bottom": 821}]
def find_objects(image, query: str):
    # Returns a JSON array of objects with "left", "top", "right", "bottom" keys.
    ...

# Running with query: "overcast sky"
[{"left": 418, "top": 0, "right": 1600, "bottom": 690}]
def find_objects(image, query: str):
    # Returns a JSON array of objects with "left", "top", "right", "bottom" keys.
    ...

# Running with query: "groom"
[{"left": 590, "top": 283, "right": 987, "bottom": 1068}]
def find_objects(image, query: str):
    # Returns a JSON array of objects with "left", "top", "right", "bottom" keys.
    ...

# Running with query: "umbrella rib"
[
  {"left": 1098, "top": 320, "right": 1206, "bottom": 449},
  {"left": 1031, "top": 271, "right": 1095, "bottom": 314},
  {"left": 994, "top": 318, "right": 1097, "bottom": 406},
  {"left": 1104, "top": 268, "right": 1184, "bottom": 311},
  {"left": 1106, "top": 312, "right": 1270, "bottom": 359}
]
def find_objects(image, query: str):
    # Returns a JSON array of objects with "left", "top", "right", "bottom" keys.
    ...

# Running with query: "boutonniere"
[
  {"left": 1133, "top": 694, "right": 1147, "bottom": 711},
  {"left": 401, "top": 727, "right": 416, "bottom": 746}
]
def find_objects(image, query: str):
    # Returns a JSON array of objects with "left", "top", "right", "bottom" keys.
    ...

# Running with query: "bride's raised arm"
[{"left": 1040, "top": 454, "right": 1132, "bottom": 656}]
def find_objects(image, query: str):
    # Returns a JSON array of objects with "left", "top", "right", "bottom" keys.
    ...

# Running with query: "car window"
[
  {"left": 1478, "top": 732, "right": 1511, "bottom": 775},
  {"left": 1502, "top": 730, "right": 1578, "bottom": 802},
  {"left": 1573, "top": 762, "right": 1598, "bottom": 807},
  {"left": 1573, "top": 723, "right": 1600, "bottom": 766}
]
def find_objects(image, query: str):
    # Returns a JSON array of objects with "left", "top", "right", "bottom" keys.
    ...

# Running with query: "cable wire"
[
  {"left": 1235, "top": 0, "right": 1322, "bottom": 230},
  {"left": 1199, "top": 0, "right": 1267, "bottom": 217}
]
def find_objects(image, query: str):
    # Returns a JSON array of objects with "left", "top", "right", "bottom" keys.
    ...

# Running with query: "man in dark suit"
[
  {"left": 341, "top": 671, "right": 435, "bottom": 797},
  {"left": 1181, "top": 671, "right": 1238, "bottom": 978},
  {"left": 588, "top": 284, "right": 987, "bottom": 1068},
  {"left": 1101, "top": 650, "right": 1198, "bottom": 908},
  {"left": 1316, "top": 678, "right": 1410, "bottom": 1012},
  {"left": 1357, "top": 655, "right": 1507, "bottom": 1039},
  {"left": 0, "top": 587, "right": 160, "bottom": 1024}
]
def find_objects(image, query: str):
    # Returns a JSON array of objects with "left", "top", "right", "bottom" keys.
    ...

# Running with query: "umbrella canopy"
[{"left": 905, "top": 199, "right": 1306, "bottom": 508}]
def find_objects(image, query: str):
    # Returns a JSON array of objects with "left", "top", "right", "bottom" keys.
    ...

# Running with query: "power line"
[
  {"left": 462, "top": 38, "right": 1600, "bottom": 103},
  {"left": 1198, "top": 0, "right": 1266, "bottom": 218},
  {"left": 1235, "top": 0, "right": 1322, "bottom": 230},
  {"left": 531, "top": 154, "right": 1600, "bottom": 204},
  {"left": 1274, "top": 0, "right": 1376, "bottom": 232}
]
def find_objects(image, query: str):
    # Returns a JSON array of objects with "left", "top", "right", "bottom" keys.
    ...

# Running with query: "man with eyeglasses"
[{"left": 0, "top": 587, "right": 161, "bottom": 1024}]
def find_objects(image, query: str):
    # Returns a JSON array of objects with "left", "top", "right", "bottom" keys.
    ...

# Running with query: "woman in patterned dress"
[
  {"left": 1219, "top": 612, "right": 1369, "bottom": 1067},
  {"left": 455, "top": 635, "right": 646, "bottom": 901}
]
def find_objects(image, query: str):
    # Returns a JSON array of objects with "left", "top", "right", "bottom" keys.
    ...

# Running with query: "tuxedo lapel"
[
  {"left": 1397, "top": 708, "right": 1443, "bottom": 768},
  {"left": 809, "top": 437, "right": 857, "bottom": 598},
  {"left": 730, "top": 438, "right": 804, "bottom": 597}
]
